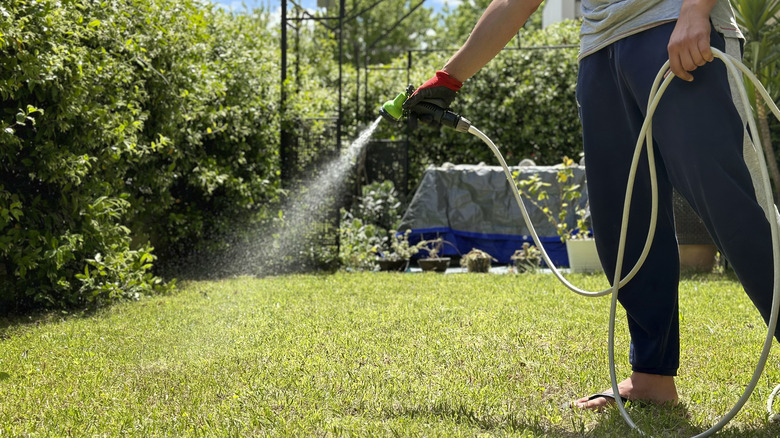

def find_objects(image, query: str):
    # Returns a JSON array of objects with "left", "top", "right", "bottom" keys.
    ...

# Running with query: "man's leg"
[
  {"left": 618, "top": 23, "right": 777, "bottom": 339},
  {"left": 574, "top": 24, "right": 683, "bottom": 409},
  {"left": 573, "top": 21, "right": 777, "bottom": 409},
  {"left": 650, "top": 33, "right": 777, "bottom": 336}
]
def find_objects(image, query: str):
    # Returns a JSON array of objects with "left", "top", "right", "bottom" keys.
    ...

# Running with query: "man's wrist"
[
  {"left": 680, "top": 0, "right": 716, "bottom": 15},
  {"left": 437, "top": 70, "right": 464, "bottom": 90}
]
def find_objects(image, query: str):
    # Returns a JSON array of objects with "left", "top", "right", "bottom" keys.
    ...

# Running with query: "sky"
[{"left": 210, "top": 0, "right": 457, "bottom": 18}]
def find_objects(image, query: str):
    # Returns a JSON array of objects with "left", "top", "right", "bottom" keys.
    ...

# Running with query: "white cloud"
[
  {"left": 271, "top": 3, "right": 325, "bottom": 29},
  {"left": 211, "top": 0, "right": 261, "bottom": 12},
  {"left": 268, "top": 5, "right": 282, "bottom": 26},
  {"left": 210, "top": 0, "right": 320, "bottom": 12}
]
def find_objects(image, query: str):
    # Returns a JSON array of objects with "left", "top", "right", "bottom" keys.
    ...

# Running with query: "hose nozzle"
[
  {"left": 378, "top": 88, "right": 471, "bottom": 132},
  {"left": 419, "top": 102, "right": 471, "bottom": 133},
  {"left": 379, "top": 91, "right": 407, "bottom": 123}
]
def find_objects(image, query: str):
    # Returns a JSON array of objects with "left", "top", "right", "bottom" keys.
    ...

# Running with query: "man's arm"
[
  {"left": 442, "top": 0, "right": 544, "bottom": 82},
  {"left": 667, "top": 0, "right": 718, "bottom": 81}
]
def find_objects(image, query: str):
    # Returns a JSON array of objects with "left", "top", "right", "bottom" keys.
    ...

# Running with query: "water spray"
[{"left": 381, "top": 49, "right": 780, "bottom": 437}]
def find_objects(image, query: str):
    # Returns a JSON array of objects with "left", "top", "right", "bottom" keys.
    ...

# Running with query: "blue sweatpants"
[{"left": 576, "top": 21, "right": 777, "bottom": 376}]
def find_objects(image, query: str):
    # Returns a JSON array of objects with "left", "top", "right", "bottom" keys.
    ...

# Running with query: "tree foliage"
[
  {"left": 403, "top": 21, "right": 582, "bottom": 188},
  {"left": 315, "top": 0, "right": 440, "bottom": 66},
  {"left": 438, "top": 0, "right": 545, "bottom": 48},
  {"left": 731, "top": 0, "right": 780, "bottom": 200},
  {"left": 0, "top": 0, "right": 283, "bottom": 311}
]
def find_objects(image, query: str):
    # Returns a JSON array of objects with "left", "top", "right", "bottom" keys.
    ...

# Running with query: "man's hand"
[
  {"left": 667, "top": 0, "right": 716, "bottom": 81},
  {"left": 402, "top": 70, "right": 463, "bottom": 126},
  {"left": 403, "top": 70, "right": 462, "bottom": 112}
]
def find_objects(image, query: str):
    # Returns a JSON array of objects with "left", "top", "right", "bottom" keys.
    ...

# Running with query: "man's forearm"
[{"left": 442, "top": 0, "right": 544, "bottom": 82}]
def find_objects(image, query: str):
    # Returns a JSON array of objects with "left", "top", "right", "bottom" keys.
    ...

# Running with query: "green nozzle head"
[{"left": 379, "top": 91, "right": 408, "bottom": 123}]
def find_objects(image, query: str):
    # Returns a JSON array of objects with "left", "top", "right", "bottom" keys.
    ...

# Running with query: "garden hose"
[{"left": 466, "top": 49, "right": 780, "bottom": 436}]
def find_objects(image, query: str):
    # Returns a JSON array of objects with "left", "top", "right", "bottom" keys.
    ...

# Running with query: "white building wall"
[{"left": 542, "top": 0, "right": 581, "bottom": 28}]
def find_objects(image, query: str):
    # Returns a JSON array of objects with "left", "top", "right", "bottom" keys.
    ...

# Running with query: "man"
[{"left": 403, "top": 0, "right": 778, "bottom": 410}]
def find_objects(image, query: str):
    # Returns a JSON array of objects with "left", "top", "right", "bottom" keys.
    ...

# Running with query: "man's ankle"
[{"left": 628, "top": 372, "right": 678, "bottom": 402}]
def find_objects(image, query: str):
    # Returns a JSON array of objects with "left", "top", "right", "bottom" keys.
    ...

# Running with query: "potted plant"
[
  {"left": 510, "top": 242, "right": 542, "bottom": 273},
  {"left": 417, "top": 237, "right": 454, "bottom": 273},
  {"left": 460, "top": 248, "right": 496, "bottom": 273},
  {"left": 563, "top": 205, "right": 602, "bottom": 273},
  {"left": 376, "top": 229, "right": 422, "bottom": 272},
  {"left": 515, "top": 156, "right": 602, "bottom": 273}
]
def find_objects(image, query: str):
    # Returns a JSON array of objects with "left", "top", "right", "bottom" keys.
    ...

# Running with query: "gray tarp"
[{"left": 398, "top": 163, "right": 589, "bottom": 264}]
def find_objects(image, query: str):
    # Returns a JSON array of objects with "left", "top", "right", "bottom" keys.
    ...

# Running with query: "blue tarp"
[
  {"left": 398, "top": 164, "right": 589, "bottom": 266},
  {"left": 405, "top": 228, "right": 568, "bottom": 266}
]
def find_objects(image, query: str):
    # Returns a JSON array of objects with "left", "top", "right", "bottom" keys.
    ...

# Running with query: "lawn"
[{"left": 1, "top": 272, "right": 780, "bottom": 437}]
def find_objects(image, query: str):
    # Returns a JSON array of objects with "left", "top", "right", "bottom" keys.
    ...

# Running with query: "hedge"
[
  {"left": 0, "top": 0, "right": 283, "bottom": 311},
  {"left": 410, "top": 21, "right": 581, "bottom": 171},
  {"left": 364, "top": 21, "right": 582, "bottom": 193}
]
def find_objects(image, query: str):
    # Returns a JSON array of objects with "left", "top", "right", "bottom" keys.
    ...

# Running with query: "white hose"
[
  {"left": 468, "top": 48, "right": 780, "bottom": 436},
  {"left": 769, "top": 383, "right": 780, "bottom": 422}
]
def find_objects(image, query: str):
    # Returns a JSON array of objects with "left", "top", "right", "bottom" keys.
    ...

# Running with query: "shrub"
[
  {"left": 124, "top": 2, "right": 283, "bottom": 263},
  {"left": 0, "top": 0, "right": 282, "bottom": 310},
  {"left": 338, "top": 180, "right": 404, "bottom": 270},
  {"left": 338, "top": 213, "right": 382, "bottom": 270},
  {"left": 399, "top": 21, "right": 583, "bottom": 191}
]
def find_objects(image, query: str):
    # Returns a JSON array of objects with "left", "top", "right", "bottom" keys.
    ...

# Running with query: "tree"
[
  {"left": 315, "top": 0, "right": 440, "bottom": 66},
  {"left": 404, "top": 20, "right": 582, "bottom": 189},
  {"left": 731, "top": 0, "right": 780, "bottom": 201},
  {"left": 438, "top": 0, "right": 545, "bottom": 49}
]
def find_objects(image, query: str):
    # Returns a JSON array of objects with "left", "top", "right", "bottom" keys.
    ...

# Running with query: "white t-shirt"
[{"left": 579, "top": 0, "right": 743, "bottom": 60}]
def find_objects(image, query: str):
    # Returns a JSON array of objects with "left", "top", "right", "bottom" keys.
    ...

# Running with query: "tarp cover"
[{"left": 398, "top": 164, "right": 589, "bottom": 265}]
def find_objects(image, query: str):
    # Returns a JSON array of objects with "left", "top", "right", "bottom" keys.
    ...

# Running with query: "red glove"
[{"left": 402, "top": 70, "right": 463, "bottom": 112}]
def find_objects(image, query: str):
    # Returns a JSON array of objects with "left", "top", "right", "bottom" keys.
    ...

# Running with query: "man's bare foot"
[{"left": 572, "top": 372, "right": 679, "bottom": 411}]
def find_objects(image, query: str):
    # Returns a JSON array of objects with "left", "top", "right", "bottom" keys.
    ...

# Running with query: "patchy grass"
[{"left": 1, "top": 272, "right": 780, "bottom": 437}]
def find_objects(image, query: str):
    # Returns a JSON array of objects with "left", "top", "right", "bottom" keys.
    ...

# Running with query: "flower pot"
[
  {"left": 565, "top": 239, "right": 602, "bottom": 273},
  {"left": 513, "top": 258, "right": 540, "bottom": 273},
  {"left": 460, "top": 249, "right": 495, "bottom": 273},
  {"left": 465, "top": 257, "right": 491, "bottom": 273},
  {"left": 377, "top": 259, "right": 408, "bottom": 272},
  {"left": 511, "top": 243, "right": 541, "bottom": 273},
  {"left": 418, "top": 257, "right": 451, "bottom": 273},
  {"left": 679, "top": 244, "right": 717, "bottom": 272}
]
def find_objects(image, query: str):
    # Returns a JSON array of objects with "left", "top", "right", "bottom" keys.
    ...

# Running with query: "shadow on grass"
[
  {"left": 590, "top": 402, "right": 780, "bottom": 437},
  {"left": 383, "top": 400, "right": 780, "bottom": 437},
  {"left": 0, "top": 304, "right": 111, "bottom": 340},
  {"left": 0, "top": 312, "right": 69, "bottom": 339},
  {"left": 589, "top": 403, "right": 698, "bottom": 437},
  {"left": 381, "top": 401, "right": 588, "bottom": 437}
]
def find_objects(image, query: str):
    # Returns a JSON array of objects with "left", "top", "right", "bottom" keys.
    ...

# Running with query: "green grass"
[{"left": 2, "top": 272, "right": 780, "bottom": 437}]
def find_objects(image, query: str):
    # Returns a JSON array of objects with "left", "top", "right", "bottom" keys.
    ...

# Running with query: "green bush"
[
  {"left": 123, "top": 2, "right": 283, "bottom": 261},
  {"left": 338, "top": 213, "right": 382, "bottom": 271},
  {"left": 364, "top": 21, "right": 582, "bottom": 193},
  {"left": 338, "top": 181, "right": 403, "bottom": 270},
  {"left": 409, "top": 21, "right": 582, "bottom": 175},
  {"left": 0, "top": 0, "right": 283, "bottom": 311}
]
